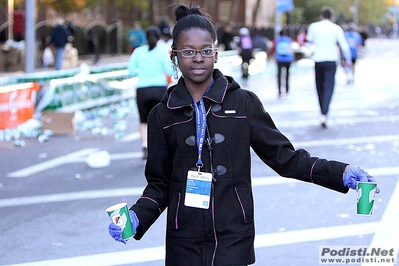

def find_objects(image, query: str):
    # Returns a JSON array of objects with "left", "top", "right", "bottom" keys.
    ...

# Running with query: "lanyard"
[
  {"left": 194, "top": 98, "right": 207, "bottom": 171},
  {"left": 192, "top": 81, "right": 213, "bottom": 171}
]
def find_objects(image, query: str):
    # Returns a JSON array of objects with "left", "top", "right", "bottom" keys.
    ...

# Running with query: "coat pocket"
[
  {"left": 234, "top": 185, "right": 254, "bottom": 223},
  {"left": 167, "top": 191, "right": 181, "bottom": 230}
]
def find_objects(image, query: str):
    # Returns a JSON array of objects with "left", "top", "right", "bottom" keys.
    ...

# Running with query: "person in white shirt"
[{"left": 306, "top": 6, "right": 351, "bottom": 128}]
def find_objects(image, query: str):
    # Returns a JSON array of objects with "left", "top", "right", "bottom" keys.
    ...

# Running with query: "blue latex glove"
[
  {"left": 343, "top": 165, "right": 380, "bottom": 193},
  {"left": 108, "top": 210, "right": 139, "bottom": 244}
]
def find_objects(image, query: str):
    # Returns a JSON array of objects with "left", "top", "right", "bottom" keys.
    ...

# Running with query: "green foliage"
[
  {"left": 37, "top": 0, "right": 87, "bottom": 13},
  {"left": 293, "top": 0, "right": 389, "bottom": 25}
]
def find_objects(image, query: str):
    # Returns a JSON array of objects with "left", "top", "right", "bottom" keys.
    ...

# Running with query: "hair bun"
[{"left": 174, "top": 4, "right": 203, "bottom": 22}]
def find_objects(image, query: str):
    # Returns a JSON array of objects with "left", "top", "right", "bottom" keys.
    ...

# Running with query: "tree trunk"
[
  {"left": 231, "top": 0, "right": 239, "bottom": 24},
  {"left": 252, "top": 0, "right": 262, "bottom": 26}
]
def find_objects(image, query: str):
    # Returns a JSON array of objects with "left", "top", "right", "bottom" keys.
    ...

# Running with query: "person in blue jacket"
[
  {"left": 344, "top": 23, "right": 363, "bottom": 84},
  {"left": 126, "top": 21, "right": 147, "bottom": 54},
  {"left": 270, "top": 28, "right": 295, "bottom": 97},
  {"left": 109, "top": 4, "right": 379, "bottom": 266}
]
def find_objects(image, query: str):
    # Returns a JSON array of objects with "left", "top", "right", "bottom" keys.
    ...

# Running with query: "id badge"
[{"left": 184, "top": 170, "right": 212, "bottom": 209}]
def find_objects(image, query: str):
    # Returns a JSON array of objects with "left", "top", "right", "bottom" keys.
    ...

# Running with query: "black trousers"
[
  {"left": 314, "top": 61, "right": 337, "bottom": 115},
  {"left": 277, "top": 61, "right": 292, "bottom": 94}
]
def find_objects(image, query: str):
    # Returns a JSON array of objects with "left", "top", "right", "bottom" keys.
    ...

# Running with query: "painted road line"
[
  {"left": 117, "top": 132, "right": 140, "bottom": 142},
  {"left": 0, "top": 187, "right": 145, "bottom": 208},
  {"left": 0, "top": 176, "right": 288, "bottom": 208},
  {"left": 362, "top": 180, "right": 399, "bottom": 266},
  {"left": 7, "top": 134, "right": 399, "bottom": 178},
  {"left": 69, "top": 152, "right": 142, "bottom": 162},
  {"left": 275, "top": 115, "right": 399, "bottom": 128},
  {"left": 8, "top": 222, "right": 378, "bottom": 266},
  {"left": 2, "top": 166, "right": 398, "bottom": 208},
  {"left": 293, "top": 134, "right": 399, "bottom": 148},
  {"left": 254, "top": 222, "right": 379, "bottom": 248},
  {"left": 6, "top": 149, "right": 98, "bottom": 178},
  {"left": 6, "top": 151, "right": 142, "bottom": 178},
  {"left": 7, "top": 246, "right": 165, "bottom": 266}
]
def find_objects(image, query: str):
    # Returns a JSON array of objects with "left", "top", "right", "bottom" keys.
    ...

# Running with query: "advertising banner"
[{"left": 0, "top": 82, "right": 39, "bottom": 129}]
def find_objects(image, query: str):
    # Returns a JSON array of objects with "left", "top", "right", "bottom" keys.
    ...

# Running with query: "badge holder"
[{"left": 184, "top": 170, "right": 212, "bottom": 209}]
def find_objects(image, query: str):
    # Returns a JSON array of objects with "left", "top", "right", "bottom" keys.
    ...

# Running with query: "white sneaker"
[{"left": 320, "top": 115, "right": 327, "bottom": 128}]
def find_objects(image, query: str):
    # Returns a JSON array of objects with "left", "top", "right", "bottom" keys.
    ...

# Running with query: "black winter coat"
[{"left": 131, "top": 69, "right": 349, "bottom": 266}]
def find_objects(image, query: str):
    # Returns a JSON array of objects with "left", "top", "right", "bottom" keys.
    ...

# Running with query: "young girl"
[{"left": 109, "top": 4, "right": 378, "bottom": 266}]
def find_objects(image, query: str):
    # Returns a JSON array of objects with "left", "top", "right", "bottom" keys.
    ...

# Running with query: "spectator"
[
  {"left": 127, "top": 21, "right": 147, "bottom": 54},
  {"left": 296, "top": 27, "right": 307, "bottom": 46},
  {"left": 49, "top": 19, "right": 70, "bottom": 70},
  {"left": 220, "top": 24, "right": 234, "bottom": 51},
  {"left": 253, "top": 35, "right": 270, "bottom": 53}
]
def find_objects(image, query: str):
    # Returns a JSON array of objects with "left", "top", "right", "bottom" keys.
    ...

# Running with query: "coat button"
[
  {"left": 211, "top": 103, "right": 222, "bottom": 112},
  {"left": 215, "top": 165, "right": 227, "bottom": 175},
  {"left": 185, "top": 135, "right": 196, "bottom": 146},
  {"left": 213, "top": 133, "right": 225, "bottom": 144},
  {"left": 184, "top": 108, "right": 194, "bottom": 117}
]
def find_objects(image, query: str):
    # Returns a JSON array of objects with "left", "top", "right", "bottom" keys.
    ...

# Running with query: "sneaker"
[
  {"left": 320, "top": 115, "right": 327, "bottom": 128},
  {"left": 141, "top": 147, "right": 148, "bottom": 160}
]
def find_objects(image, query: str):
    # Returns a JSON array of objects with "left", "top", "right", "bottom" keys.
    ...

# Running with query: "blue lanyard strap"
[
  {"left": 194, "top": 99, "right": 207, "bottom": 170},
  {"left": 193, "top": 81, "right": 213, "bottom": 171}
]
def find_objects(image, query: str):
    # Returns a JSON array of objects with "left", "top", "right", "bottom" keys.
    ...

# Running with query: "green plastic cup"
[
  {"left": 106, "top": 202, "right": 134, "bottom": 240},
  {"left": 356, "top": 182, "right": 377, "bottom": 216}
]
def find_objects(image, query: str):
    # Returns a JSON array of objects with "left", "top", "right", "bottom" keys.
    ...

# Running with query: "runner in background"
[
  {"left": 344, "top": 23, "right": 363, "bottom": 84},
  {"left": 269, "top": 28, "right": 295, "bottom": 98}
]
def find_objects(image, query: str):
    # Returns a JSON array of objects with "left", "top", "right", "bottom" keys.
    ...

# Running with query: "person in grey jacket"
[{"left": 108, "top": 4, "right": 379, "bottom": 266}]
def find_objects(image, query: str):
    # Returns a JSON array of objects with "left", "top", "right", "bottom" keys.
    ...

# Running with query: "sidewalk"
[{"left": 0, "top": 53, "right": 131, "bottom": 80}]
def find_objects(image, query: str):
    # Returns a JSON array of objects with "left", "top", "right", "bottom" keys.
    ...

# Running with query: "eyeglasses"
[{"left": 173, "top": 48, "right": 217, "bottom": 58}]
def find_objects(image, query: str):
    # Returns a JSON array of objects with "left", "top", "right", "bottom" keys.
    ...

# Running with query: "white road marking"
[
  {"left": 6, "top": 134, "right": 399, "bottom": 178},
  {"left": 6, "top": 151, "right": 142, "bottom": 178},
  {"left": 1, "top": 167, "right": 398, "bottom": 208},
  {"left": 0, "top": 187, "right": 145, "bottom": 208},
  {"left": 293, "top": 134, "right": 399, "bottom": 148},
  {"left": 117, "top": 132, "right": 140, "bottom": 142},
  {"left": 6, "top": 149, "right": 98, "bottom": 178},
  {"left": 8, "top": 222, "right": 379, "bottom": 266},
  {"left": 362, "top": 180, "right": 399, "bottom": 266},
  {"left": 254, "top": 222, "right": 379, "bottom": 248}
]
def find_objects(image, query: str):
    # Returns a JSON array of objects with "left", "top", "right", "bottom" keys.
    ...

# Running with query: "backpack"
[
  {"left": 276, "top": 36, "right": 292, "bottom": 56},
  {"left": 240, "top": 35, "right": 253, "bottom": 50}
]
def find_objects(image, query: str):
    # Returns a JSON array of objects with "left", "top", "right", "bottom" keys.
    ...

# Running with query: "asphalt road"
[{"left": 1, "top": 38, "right": 399, "bottom": 266}]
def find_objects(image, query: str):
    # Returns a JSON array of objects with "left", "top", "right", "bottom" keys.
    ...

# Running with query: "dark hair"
[
  {"left": 321, "top": 6, "right": 334, "bottom": 20},
  {"left": 279, "top": 28, "right": 288, "bottom": 36},
  {"left": 146, "top": 26, "right": 160, "bottom": 51},
  {"left": 171, "top": 4, "right": 217, "bottom": 50}
]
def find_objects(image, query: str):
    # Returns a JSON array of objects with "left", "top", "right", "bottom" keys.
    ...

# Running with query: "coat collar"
[{"left": 165, "top": 69, "right": 232, "bottom": 109}]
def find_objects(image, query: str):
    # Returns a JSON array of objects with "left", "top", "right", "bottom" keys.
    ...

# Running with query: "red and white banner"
[{"left": 0, "top": 82, "right": 39, "bottom": 129}]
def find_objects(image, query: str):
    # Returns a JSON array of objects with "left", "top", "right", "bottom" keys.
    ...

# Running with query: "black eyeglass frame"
[{"left": 172, "top": 48, "right": 218, "bottom": 58}]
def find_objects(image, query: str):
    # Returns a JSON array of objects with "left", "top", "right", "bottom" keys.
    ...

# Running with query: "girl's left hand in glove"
[{"left": 343, "top": 165, "right": 380, "bottom": 193}]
